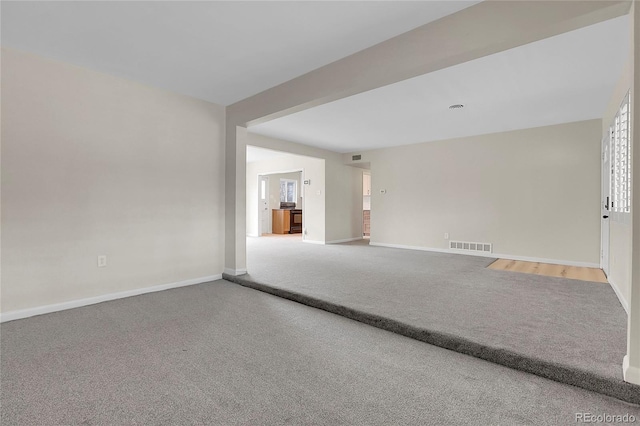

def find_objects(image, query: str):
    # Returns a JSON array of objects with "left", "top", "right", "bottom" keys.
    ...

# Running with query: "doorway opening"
[
  {"left": 363, "top": 170, "right": 371, "bottom": 239},
  {"left": 246, "top": 144, "right": 325, "bottom": 244},
  {"left": 257, "top": 170, "right": 303, "bottom": 238}
]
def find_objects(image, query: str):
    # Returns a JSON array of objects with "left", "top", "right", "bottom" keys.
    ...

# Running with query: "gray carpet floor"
[
  {"left": 227, "top": 236, "right": 636, "bottom": 402},
  {"left": 2, "top": 280, "right": 639, "bottom": 425}
]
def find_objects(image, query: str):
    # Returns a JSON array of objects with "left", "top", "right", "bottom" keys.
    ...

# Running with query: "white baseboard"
[
  {"left": 623, "top": 355, "right": 640, "bottom": 385},
  {"left": 303, "top": 239, "right": 325, "bottom": 245},
  {"left": 223, "top": 268, "right": 247, "bottom": 276},
  {"left": 371, "top": 242, "right": 450, "bottom": 254},
  {"left": 0, "top": 274, "right": 222, "bottom": 323},
  {"left": 369, "top": 242, "right": 601, "bottom": 268},
  {"left": 608, "top": 276, "right": 629, "bottom": 314},
  {"left": 326, "top": 237, "right": 363, "bottom": 244}
]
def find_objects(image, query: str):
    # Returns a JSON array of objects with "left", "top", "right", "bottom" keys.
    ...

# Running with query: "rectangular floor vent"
[{"left": 449, "top": 240, "right": 492, "bottom": 253}]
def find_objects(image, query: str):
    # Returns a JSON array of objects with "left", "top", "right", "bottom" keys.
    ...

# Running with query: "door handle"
[{"left": 603, "top": 215, "right": 609, "bottom": 219}]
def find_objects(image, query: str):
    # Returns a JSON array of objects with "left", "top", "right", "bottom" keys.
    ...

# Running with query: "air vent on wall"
[
  {"left": 449, "top": 240, "right": 492, "bottom": 253},
  {"left": 352, "top": 154, "right": 362, "bottom": 161}
]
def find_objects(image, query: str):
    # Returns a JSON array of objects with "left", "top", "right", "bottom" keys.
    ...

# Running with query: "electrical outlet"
[
  {"left": 97, "top": 255, "right": 107, "bottom": 268},
  {"left": 444, "top": 233, "right": 449, "bottom": 239}
]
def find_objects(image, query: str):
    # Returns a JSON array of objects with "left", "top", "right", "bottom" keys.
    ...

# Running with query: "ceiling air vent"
[
  {"left": 352, "top": 154, "right": 362, "bottom": 161},
  {"left": 449, "top": 240, "right": 492, "bottom": 253}
]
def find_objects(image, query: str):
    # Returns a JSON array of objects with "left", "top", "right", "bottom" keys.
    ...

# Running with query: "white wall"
[
  {"left": 246, "top": 132, "right": 362, "bottom": 243},
  {"left": 1, "top": 48, "right": 226, "bottom": 313},
  {"left": 346, "top": 120, "right": 602, "bottom": 265},
  {"left": 627, "top": 1, "right": 640, "bottom": 384}
]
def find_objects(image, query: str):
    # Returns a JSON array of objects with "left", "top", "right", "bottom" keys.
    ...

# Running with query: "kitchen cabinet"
[{"left": 272, "top": 209, "right": 303, "bottom": 234}]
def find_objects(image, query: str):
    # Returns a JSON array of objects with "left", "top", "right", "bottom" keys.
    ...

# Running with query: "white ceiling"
[
  {"left": 1, "top": 1, "right": 479, "bottom": 106},
  {"left": 250, "top": 15, "right": 630, "bottom": 153}
]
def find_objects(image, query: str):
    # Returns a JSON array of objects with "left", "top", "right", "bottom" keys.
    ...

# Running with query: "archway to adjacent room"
[
  {"left": 256, "top": 171, "right": 303, "bottom": 238},
  {"left": 246, "top": 144, "right": 326, "bottom": 244}
]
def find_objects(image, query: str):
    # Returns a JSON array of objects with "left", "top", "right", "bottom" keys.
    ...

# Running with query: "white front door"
[
  {"left": 259, "top": 175, "right": 270, "bottom": 236},
  {"left": 601, "top": 134, "right": 611, "bottom": 276}
]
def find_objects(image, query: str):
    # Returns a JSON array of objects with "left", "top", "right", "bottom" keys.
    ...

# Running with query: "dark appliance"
[{"left": 279, "top": 202, "right": 302, "bottom": 234}]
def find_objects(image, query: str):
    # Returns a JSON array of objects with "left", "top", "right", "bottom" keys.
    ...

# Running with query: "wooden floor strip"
[{"left": 487, "top": 259, "right": 608, "bottom": 283}]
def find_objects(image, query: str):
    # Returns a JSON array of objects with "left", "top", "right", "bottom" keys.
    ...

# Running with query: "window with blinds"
[{"left": 610, "top": 92, "right": 631, "bottom": 214}]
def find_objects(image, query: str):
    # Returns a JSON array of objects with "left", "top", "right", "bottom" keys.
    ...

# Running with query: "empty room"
[{"left": 2, "top": 1, "right": 640, "bottom": 425}]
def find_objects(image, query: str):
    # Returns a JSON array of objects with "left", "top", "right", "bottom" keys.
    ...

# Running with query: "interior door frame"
[
  {"left": 257, "top": 169, "right": 305, "bottom": 238},
  {"left": 600, "top": 133, "right": 611, "bottom": 276},
  {"left": 362, "top": 170, "right": 371, "bottom": 237}
]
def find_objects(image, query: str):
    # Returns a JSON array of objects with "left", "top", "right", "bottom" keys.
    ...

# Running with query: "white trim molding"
[
  {"left": 0, "top": 274, "right": 222, "bottom": 323},
  {"left": 608, "top": 276, "right": 629, "bottom": 314},
  {"left": 623, "top": 355, "right": 640, "bottom": 385},
  {"left": 223, "top": 268, "right": 247, "bottom": 276},
  {"left": 326, "top": 237, "right": 363, "bottom": 244},
  {"left": 369, "top": 242, "right": 601, "bottom": 268}
]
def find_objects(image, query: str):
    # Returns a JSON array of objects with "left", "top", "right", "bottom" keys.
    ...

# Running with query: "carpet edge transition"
[{"left": 222, "top": 273, "right": 640, "bottom": 406}]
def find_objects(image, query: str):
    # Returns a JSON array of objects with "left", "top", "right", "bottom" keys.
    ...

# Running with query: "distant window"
[
  {"left": 610, "top": 92, "right": 631, "bottom": 214},
  {"left": 280, "top": 179, "right": 297, "bottom": 203},
  {"left": 260, "top": 179, "right": 266, "bottom": 200}
]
